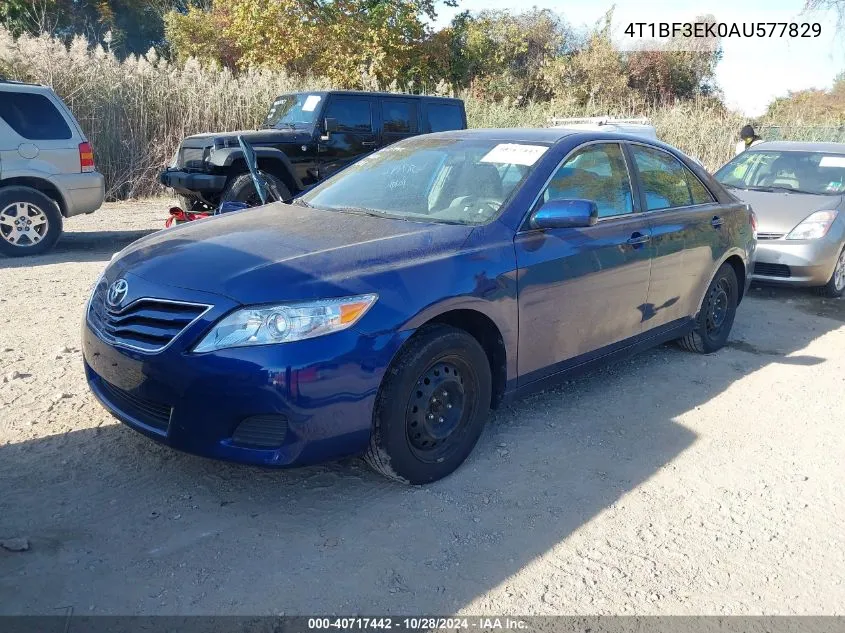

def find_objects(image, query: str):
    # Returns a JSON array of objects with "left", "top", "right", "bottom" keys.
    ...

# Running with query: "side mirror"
[
  {"left": 529, "top": 198, "right": 598, "bottom": 229},
  {"left": 324, "top": 117, "right": 338, "bottom": 134}
]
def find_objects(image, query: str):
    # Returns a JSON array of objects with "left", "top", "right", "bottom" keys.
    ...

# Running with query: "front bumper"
[
  {"left": 752, "top": 235, "right": 843, "bottom": 286},
  {"left": 82, "top": 273, "right": 409, "bottom": 468},
  {"left": 159, "top": 169, "right": 227, "bottom": 196}
]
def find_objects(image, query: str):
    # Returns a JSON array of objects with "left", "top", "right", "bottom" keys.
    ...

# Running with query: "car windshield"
[
  {"left": 715, "top": 150, "right": 845, "bottom": 196},
  {"left": 262, "top": 94, "right": 323, "bottom": 130},
  {"left": 298, "top": 137, "right": 548, "bottom": 225}
]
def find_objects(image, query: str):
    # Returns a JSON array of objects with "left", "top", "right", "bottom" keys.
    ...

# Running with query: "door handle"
[
  {"left": 626, "top": 232, "right": 651, "bottom": 245},
  {"left": 711, "top": 216, "right": 724, "bottom": 228},
  {"left": 361, "top": 141, "right": 377, "bottom": 147}
]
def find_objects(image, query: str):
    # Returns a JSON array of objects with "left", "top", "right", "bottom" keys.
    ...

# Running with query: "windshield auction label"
[
  {"left": 302, "top": 95, "right": 322, "bottom": 112},
  {"left": 819, "top": 156, "right": 845, "bottom": 168},
  {"left": 481, "top": 143, "right": 548, "bottom": 166}
]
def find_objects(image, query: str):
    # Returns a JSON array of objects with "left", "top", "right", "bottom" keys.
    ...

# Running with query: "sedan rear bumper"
[{"left": 752, "top": 235, "right": 843, "bottom": 286}]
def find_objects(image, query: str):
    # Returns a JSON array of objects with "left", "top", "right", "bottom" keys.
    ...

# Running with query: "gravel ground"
[{"left": 1, "top": 200, "right": 844, "bottom": 616}]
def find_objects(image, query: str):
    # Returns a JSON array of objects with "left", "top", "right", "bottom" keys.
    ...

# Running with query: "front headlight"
[
  {"left": 786, "top": 210, "right": 839, "bottom": 240},
  {"left": 193, "top": 294, "right": 378, "bottom": 353}
]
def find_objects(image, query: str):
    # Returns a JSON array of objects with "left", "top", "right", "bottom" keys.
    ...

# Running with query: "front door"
[
  {"left": 515, "top": 142, "right": 653, "bottom": 383},
  {"left": 316, "top": 95, "right": 378, "bottom": 180},
  {"left": 627, "top": 143, "right": 729, "bottom": 329}
]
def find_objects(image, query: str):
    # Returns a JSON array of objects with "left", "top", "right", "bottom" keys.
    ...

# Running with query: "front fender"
[{"left": 208, "top": 147, "right": 303, "bottom": 189}]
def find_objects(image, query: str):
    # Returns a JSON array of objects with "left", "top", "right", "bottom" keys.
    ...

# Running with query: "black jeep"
[{"left": 160, "top": 90, "right": 467, "bottom": 210}]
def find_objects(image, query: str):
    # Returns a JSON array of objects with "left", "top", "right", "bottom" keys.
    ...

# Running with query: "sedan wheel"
[
  {"left": 365, "top": 324, "right": 492, "bottom": 484},
  {"left": 679, "top": 262, "right": 738, "bottom": 354},
  {"left": 816, "top": 246, "right": 845, "bottom": 298}
]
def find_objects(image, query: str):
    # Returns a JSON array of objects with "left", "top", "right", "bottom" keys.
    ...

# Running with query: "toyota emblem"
[{"left": 107, "top": 278, "right": 129, "bottom": 307}]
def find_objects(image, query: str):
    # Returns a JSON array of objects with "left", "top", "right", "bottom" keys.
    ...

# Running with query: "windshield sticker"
[
  {"left": 481, "top": 144, "right": 548, "bottom": 166},
  {"left": 302, "top": 95, "right": 322, "bottom": 112},
  {"left": 819, "top": 156, "right": 845, "bottom": 168},
  {"left": 826, "top": 181, "right": 844, "bottom": 192}
]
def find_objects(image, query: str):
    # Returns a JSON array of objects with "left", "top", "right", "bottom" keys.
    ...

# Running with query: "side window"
[
  {"left": 686, "top": 170, "right": 715, "bottom": 205},
  {"left": 426, "top": 103, "right": 463, "bottom": 132},
  {"left": 0, "top": 92, "right": 73, "bottom": 140},
  {"left": 541, "top": 143, "right": 633, "bottom": 218},
  {"left": 324, "top": 97, "right": 372, "bottom": 133},
  {"left": 382, "top": 100, "right": 417, "bottom": 134},
  {"left": 630, "top": 145, "right": 693, "bottom": 210}
]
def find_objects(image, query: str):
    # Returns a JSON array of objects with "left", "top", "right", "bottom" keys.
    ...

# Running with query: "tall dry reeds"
[{"left": 1, "top": 27, "right": 842, "bottom": 200}]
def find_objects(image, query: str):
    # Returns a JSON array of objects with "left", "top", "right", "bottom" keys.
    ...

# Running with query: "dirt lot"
[{"left": 1, "top": 201, "right": 844, "bottom": 616}]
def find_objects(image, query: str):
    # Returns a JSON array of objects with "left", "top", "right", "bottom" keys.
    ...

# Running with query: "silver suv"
[{"left": 0, "top": 79, "right": 105, "bottom": 256}]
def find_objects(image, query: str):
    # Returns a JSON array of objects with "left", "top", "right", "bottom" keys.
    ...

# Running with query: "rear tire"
[
  {"left": 220, "top": 171, "right": 291, "bottom": 206},
  {"left": 0, "top": 186, "right": 63, "bottom": 257},
  {"left": 814, "top": 245, "right": 845, "bottom": 298},
  {"left": 678, "top": 263, "right": 738, "bottom": 354},
  {"left": 365, "top": 325, "right": 492, "bottom": 485}
]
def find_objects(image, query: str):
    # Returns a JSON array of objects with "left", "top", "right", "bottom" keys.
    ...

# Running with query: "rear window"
[
  {"left": 426, "top": 103, "right": 464, "bottom": 133},
  {"left": 0, "top": 92, "right": 73, "bottom": 140}
]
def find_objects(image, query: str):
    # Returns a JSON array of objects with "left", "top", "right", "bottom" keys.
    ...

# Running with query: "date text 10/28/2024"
[{"left": 307, "top": 618, "right": 528, "bottom": 631}]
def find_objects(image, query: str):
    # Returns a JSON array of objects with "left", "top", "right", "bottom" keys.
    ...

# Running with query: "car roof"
[
  {"left": 286, "top": 90, "right": 462, "bottom": 103},
  {"left": 750, "top": 141, "right": 845, "bottom": 153},
  {"left": 420, "top": 127, "right": 682, "bottom": 149},
  {"left": 422, "top": 127, "right": 576, "bottom": 143}
]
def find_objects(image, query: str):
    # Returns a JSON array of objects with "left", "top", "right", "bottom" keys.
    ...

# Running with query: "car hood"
[
  {"left": 111, "top": 203, "right": 474, "bottom": 305},
  {"left": 181, "top": 128, "right": 312, "bottom": 147},
  {"left": 728, "top": 189, "right": 844, "bottom": 234}
]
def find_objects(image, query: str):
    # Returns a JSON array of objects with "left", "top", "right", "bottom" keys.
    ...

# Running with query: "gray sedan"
[{"left": 714, "top": 141, "right": 845, "bottom": 297}]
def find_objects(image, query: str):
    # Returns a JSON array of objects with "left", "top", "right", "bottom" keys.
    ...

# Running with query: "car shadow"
[
  {"left": 0, "top": 288, "right": 839, "bottom": 615},
  {"left": 0, "top": 228, "right": 158, "bottom": 269}
]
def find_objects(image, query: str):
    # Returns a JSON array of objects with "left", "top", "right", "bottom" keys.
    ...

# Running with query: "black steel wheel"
[
  {"left": 365, "top": 325, "right": 492, "bottom": 484},
  {"left": 679, "top": 262, "right": 739, "bottom": 354}
]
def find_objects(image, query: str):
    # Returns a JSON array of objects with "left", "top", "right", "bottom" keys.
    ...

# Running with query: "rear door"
[
  {"left": 515, "top": 141, "right": 653, "bottom": 383},
  {"left": 627, "top": 142, "right": 729, "bottom": 330},
  {"left": 379, "top": 97, "right": 419, "bottom": 147},
  {"left": 316, "top": 94, "right": 377, "bottom": 179},
  {"left": 423, "top": 101, "right": 466, "bottom": 133}
]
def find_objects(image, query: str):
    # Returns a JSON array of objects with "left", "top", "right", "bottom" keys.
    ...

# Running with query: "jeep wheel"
[
  {"left": 0, "top": 187, "right": 63, "bottom": 257},
  {"left": 220, "top": 171, "right": 291, "bottom": 207},
  {"left": 178, "top": 195, "right": 214, "bottom": 213}
]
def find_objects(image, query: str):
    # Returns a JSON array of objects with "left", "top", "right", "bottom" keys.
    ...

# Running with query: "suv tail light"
[{"left": 79, "top": 142, "right": 95, "bottom": 172}]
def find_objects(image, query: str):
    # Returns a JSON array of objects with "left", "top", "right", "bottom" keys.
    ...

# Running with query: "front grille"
[
  {"left": 179, "top": 147, "right": 205, "bottom": 169},
  {"left": 757, "top": 232, "right": 785, "bottom": 240},
  {"left": 98, "top": 378, "right": 172, "bottom": 433},
  {"left": 88, "top": 282, "right": 210, "bottom": 353},
  {"left": 754, "top": 262, "right": 791, "bottom": 278},
  {"left": 232, "top": 415, "right": 289, "bottom": 449}
]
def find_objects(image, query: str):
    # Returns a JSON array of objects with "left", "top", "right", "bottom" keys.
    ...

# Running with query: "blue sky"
[{"left": 432, "top": 0, "right": 843, "bottom": 116}]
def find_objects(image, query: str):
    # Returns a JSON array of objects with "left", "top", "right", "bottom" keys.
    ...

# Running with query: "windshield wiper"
[
  {"left": 290, "top": 198, "right": 311, "bottom": 207},
  {"left": 750, "top": 185, "right": 821, "bottom": 195},
  {"left": 770, "top": 186, "right": 823, "bottom": 195}
]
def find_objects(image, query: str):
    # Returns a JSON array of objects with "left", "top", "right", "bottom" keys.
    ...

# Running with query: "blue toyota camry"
[{"left": 83, "top": 129, "right": 756, "bottom": 484}]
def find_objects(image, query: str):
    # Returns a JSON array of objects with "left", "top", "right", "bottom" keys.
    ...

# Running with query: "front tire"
[
  {"left": 365, "top": 325, "right": 492, "bottom": 485},
  {"left": 220, "top": 171, "right": 291, "bottom": 206},
  {"left": 0, "top": 186, "right": 63, "bottom": 257},
  {"left": 679, "top": 262, "right": 739, "bottom": 354},
  {"left": 814, "top": 245, "right": 845, "bottom": 298}
]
